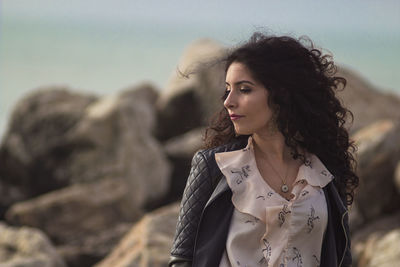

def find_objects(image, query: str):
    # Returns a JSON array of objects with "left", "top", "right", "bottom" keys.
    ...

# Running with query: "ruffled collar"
[
  {"left": 214, "top": 136, "right": 334, "bottom": 222},
  {"left": 215, "top": 136, "right": 334, "bottom": 187}
]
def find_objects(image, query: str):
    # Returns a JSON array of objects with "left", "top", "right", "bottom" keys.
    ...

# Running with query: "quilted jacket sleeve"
[{"left": 169, "top": 150, "right": 217, "bottom": 266}]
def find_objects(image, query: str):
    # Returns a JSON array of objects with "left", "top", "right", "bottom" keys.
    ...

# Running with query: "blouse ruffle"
[{"left": 215, "top": 136, "right": 333, "bottom": 267}]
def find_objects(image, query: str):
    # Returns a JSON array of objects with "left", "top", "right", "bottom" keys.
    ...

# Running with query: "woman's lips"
[{"left": 230, "top": 114, "right": 244, "bottom": 121}]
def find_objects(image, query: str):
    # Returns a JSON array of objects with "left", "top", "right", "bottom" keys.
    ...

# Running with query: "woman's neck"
[{"left": 252, "top": 131, "right": 292, "bottom": 164}]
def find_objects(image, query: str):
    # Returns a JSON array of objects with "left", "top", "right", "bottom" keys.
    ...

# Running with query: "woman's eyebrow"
[{"left": 225, "top": 80, "right": 256, "bottom": 86}]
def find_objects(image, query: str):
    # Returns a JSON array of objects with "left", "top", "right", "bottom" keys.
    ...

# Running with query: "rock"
[
  {"left": 56, "top": 223, "right": 132, "bottom": 267},
  {"left": 0, "top": 222, "right": 66, "bottom": 267},
  {"left": 0, "top": 180, "right": 25, "bottom": 218},
  {"left": 352, "top": 119, "right": 400, "bottom": 223},
  {"left": 160, "top": 127, "right": 205, "bottom": 206},
  {"left": 164, "top": 127, "right": 205, "bottom": 159},
  {"left": 118, "top": 83, "right": 160, "bottom": 134},
  {"left": 348, "top": 202, "right": 364, "bottom": 233},
  {"left": 361, "top": 229, "right": 400, "bottom": 267},
  {"left": 66, "top": 84, "right": 170, "bottom": 208},
  {"left": 352, "top": 210, "right": 400, "bottom": 266},
  {"left": 337, "top": 67, "right": 400, "bottom": 134},
  {"left": 5, "top": 178, "right": 135, "bottom": 266},
  {"left": 0, "top": 86, "right": 97, "bottom": 207},
  {"left": 5, "top": 178, "right": 139, "bottom": 241},
  {"left": 394, "top": 161, "right": 400, "bottom": 194},
  {"left": 94, "top": 202, "right": 180, "bottom": 267},
  {"left": 155, "top": 39, "right": 226, "bottom": 141},
  {"left": 0, "top": 83, "right": 171, "bottom": 214}
]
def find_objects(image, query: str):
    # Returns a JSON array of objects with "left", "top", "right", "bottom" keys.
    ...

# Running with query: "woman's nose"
[{"left": 224, "top": 91, "right": 237, "bottom": 109}]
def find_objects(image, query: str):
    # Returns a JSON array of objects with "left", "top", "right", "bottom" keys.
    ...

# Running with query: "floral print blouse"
[{"left": 215, "top": 136, "right": 334, "bottom": 267}]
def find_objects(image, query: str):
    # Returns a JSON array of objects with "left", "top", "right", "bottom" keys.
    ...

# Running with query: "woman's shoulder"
[
  {"left": 195, "top": 135, "right": 249, "bottom": 161},
  {"left": 188, "top": 136, "right": 249, "bottom": 188}
]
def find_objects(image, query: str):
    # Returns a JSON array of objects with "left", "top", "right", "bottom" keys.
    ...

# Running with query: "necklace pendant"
[{"left": 281, "top": 184, "right": 289, "bottom": 193}]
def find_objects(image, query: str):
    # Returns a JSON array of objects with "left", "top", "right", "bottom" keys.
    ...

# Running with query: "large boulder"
[
  {"left": 0, "top": 181, "right": 25, "bottom": 219},
  {"left": 155, "top": 39, "right": 226, "bottom": 141},
  {"left": 337, "top": 67, "right": 400, "bottom": 134},
  {"left": 359, "top": 229, "right": 400, "bottom": 267},
  {"left": 94, "top": 202, "right": 180, "bottom": 267},
  {"left": 0, "top": 222, "right": 66, "bottom": 267},
  {"left": 164, "top": 127, "right": 205, "bottom": 159},
  {"left": 352, "top": 210, "right": 400, "bottom": 266},
  {"left": 55, "top": 223, "right": 132, "bottom": 267},
  {"left": 394, "top": 161, "right": 400, "bottom": 194},
  {"left": 65, "top": 83, "right": 170, "bottom": 208},
  {"left": 5, "top": 178, "right": 135, "bottom": 266},
  {"left": 0, "top": 87, "right": 97, "bottom": 212},
  {"left": 352, "top": 119, "right": 400, "bottom": 224},
  {"left": 0, "top": 83, "right": 170, "bottom": 214},
  {"left": 161, "top": 127, "right": 205, "bottom": 205}
]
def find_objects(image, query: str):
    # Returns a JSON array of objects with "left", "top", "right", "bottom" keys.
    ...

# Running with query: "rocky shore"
[{"left": 1, "top": 39, "right": 400, "bottom": 267}]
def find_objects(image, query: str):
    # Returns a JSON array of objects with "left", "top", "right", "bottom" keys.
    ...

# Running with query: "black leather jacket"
[{"left": 169, "top": 138, "right": 352, "bottom": 267}]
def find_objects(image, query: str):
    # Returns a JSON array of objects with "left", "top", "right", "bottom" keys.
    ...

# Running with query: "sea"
[{"left": 1, "top": 14, "right": 399, "bottom": 140}]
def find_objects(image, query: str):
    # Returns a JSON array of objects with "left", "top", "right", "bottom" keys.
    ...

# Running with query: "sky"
[{"left": 3, "top": 0, "right": 399, "bottom": 32}]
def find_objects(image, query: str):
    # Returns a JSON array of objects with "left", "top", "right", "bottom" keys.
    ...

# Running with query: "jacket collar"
[
  {"left": 205, "top": 176, "right": 230, "bottom": 208},
  {"left": 324, "top": 181, "right": 348, "bottom": 213}
]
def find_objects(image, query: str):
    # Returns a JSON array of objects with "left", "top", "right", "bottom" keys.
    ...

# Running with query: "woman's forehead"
[
  {"left": 226, "top": 63, "right": 254, "bottom": 81},
  {"left": 226, "top": 62, "right": 260, "bottom": 86}
]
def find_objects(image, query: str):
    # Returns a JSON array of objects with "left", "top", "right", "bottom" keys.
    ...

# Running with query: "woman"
[{"left": 169, "top": 33, "right": 358, "bottom": 267}]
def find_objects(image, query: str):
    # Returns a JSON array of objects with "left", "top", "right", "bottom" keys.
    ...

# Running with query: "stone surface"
[
  {"left": 5, "top": 178, "right": 136, "bottom": 266},
  {"left": 0, "top": 180, "right": 25, "bottom": 218},
  {"left": 94, "top": 202, "right": 180, "bottom": 267},
  {"left": 352, "top": 210, "right": 400, "bottom": 266},
  {"left": 0, "top": 83, "right": 170, "bottom": 216},
  {"left": 394, "top": 161, "right": 400, "bottom": 194},
  {"left": 352, "top": 120, "right": 400, "bottom": 222},
  {"left": 0, "top": 87, "right": 97, "bottom": 208},
  {"left": 0, "top": 222, "right": 66, "bottom": 267},
  {"left": 336, "top": 67, "right": 400, "bottom": 134},
  {"left": 67, "top": 84, "right": 170, "bottom": 208},
  {"left": 364, "top": 229, "right": 400, "bottom": 267},
  {"left": 348, "top": 202, "right": 364, "bottom": 233},
  {"left": 355, "top": 223, "right": 400, "bottom": 267},
  {"left": 56, "top": 223, "right": 132, "bottom": 267},
  {"left": 118, "top": 82, "right": 160, "bottom": 134},
  {"left": 161, "top": 127, "right": 205, "bottom": 205},
  {"left": 164, "top": 127, "right": 205, "bottom": 159},
  {"left": 155, "top": 39, "right": 226, "bottom": 141}
]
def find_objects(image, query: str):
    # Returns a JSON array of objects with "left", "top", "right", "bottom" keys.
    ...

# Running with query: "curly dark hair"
[{"left": 204, "top": 32, "right": 358, "bottom": 206}]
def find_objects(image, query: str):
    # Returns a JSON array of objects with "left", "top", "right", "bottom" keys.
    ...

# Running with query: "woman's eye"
[{"left": 239, "top": 88, "right": 251, "bottom": 93}]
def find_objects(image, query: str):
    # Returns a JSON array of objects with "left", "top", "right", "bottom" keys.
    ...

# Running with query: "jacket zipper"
[{"left": 338, "top": 210, "right": 349, "bottom": 267}]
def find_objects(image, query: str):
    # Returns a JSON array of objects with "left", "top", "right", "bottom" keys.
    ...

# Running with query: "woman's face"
[{"left": 224, "top": 62, "right": 274, "bottom": 136}]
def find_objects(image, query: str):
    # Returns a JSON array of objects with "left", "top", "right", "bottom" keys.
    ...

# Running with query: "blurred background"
[
  {"left": 1, "top": 0, "right": 399, "bottom": 140},
  {"left": 1, "top": 1, "right": 400, "bottom": 267}
]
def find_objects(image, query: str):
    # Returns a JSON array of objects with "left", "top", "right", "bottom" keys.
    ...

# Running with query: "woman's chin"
[{"left": 234, "top": 128, "right": 252, "bottom": 136}]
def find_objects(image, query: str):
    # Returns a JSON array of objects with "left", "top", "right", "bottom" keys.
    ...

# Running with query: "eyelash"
[{"left": 239, "top": 87, "right": 251, "bottom": 93}]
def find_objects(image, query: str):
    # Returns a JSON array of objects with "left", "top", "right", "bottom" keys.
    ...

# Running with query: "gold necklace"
[{"left": 262, "top": 154, "right": 290, "bottom": 193}]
